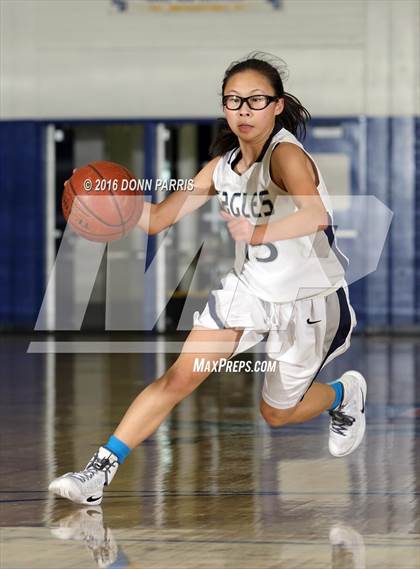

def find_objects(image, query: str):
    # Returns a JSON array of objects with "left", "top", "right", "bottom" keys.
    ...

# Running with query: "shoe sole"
[{"left": 330, "top": 370, "right": 367, "bottom": 457}]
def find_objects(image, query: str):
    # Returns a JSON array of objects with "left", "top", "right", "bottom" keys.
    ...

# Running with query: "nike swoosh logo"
[
  {"left": 307, "top": 318, "right": 321, "bottom": 324},
  {"left": 360, "top": 389, "right": 365, "bottom": 413},
  {"left": 86, "top": 495, "right": 101, "bottom": 503}
]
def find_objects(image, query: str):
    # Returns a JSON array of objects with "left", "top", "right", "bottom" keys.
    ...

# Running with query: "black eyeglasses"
[{"left": 222, "top": 94, "right": 279, "bottom": 111}]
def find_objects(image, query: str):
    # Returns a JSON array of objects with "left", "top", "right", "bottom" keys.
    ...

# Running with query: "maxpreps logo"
[
  {"left": 193, "top": 358, "right": 278, "bottom": 374},
  {"left": 111, "top": 1, "right": 282, "bottom": 13}
]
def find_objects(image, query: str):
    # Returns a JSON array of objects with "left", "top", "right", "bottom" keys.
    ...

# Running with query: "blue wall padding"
[{"left": 0, "top": 122, "right": 45, "bottom": 326}]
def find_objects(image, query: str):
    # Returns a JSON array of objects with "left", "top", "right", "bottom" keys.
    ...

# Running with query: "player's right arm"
[{"left": 137, "top": 156, "right": 220, "bottom": 235}]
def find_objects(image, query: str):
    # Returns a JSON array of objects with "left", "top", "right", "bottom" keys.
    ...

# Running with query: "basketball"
[{"left": 62, "top": 161, "right": 144, "bottom": 242}]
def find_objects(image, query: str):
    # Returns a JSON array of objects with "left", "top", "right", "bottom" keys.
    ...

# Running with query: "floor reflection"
[
  {"left": 0, "top": 334, "right": 419, "bottom": 568},
  {"left": 50, "top": 507, "right": 120, "bottom": 568},
  {"left": 48, "top": 505, "right": 367, "bottom": 569},
  {"left": 329, "top": 523, "right": 366, "bottom": 569}
]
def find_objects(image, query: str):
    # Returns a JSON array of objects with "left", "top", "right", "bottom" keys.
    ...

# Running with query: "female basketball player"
[{"left": 49, "top": 53, "right": 367, "bottom": 505}]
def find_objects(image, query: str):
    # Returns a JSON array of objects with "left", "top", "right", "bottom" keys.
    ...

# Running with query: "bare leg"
[
  {"left": 287, "top": 383, "right": 335, "bottom": 423},
  {"left": 48, "top": 327, "right": 246, "bottom": 505},
  {"left": 114, "top": 327, "right": 243, "bottom": 449},
  {"left": 260, "top": 383, "right": 335, "bottom": 427}
]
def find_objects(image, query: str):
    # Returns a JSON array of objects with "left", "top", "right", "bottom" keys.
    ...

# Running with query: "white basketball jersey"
[{"left": 213, "top": 127, "right": 348, "bottom": 303}]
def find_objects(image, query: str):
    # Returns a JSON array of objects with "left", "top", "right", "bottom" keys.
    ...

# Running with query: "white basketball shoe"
[
  {"left": 48, "top": 446, "right": 119, "bottom": 505},
  {"left": 328, "top": 371, "right": 367, "bottom": 457}
]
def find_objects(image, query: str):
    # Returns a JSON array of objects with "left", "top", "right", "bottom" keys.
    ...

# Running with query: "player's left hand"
[{"left": 220, "top": 210, "right": 255, "bottom": 244}]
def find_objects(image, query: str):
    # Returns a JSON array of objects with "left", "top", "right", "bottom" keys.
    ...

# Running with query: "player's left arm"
[{"left": 221, "top": 143, "right": 329, "bottom": 244}]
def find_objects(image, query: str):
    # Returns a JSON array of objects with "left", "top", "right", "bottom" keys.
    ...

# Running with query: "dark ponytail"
[
  {"left": 280, "top": 92, "right": 311, "bottom": 140},
  {"left": 210, "top": 52, "right": 311, "bottom": 157}
]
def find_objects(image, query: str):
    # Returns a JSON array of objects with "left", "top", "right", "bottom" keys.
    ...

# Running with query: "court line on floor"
[
  {"left": 1, "top": 490, "right": 418, "bottom": 495},
  {"left": 108, "top": 537, "right": 420, "bottom": 549},
  {"left": 1, "top": 489, "right": 418, "bottom": 504},
  {"left": 2, "top": 534, "right": 418, "bottom": 550}
]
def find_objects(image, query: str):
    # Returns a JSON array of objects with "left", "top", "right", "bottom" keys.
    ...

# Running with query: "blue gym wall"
[{"left": 0, "top": 122, "right": 45, "bottom": 328}]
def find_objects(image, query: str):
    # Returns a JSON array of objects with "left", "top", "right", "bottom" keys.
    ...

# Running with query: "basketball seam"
[
  {"left": 66, "top": 201, "right": 124, "bottom": 237},
  {"left": 92, "top": 164, "right": 143, "bottom": 225},
  {"left": 121, "top": 166, "right": 144, "bottom": 224},
  {"left": 98, "top": 164, "right": 141, "bottom": 228},
  {"left": 68, "top": 224, "right": 123, "bottom": 239},
  {"left": 88, "top": 163, "right": 125, "bottom": 238},
  {"left": 121, "top": 165, "right": 135, "bottom": 179},
  {"left": 68, "top": 179, "right": 123, "bottom": 228},
  {"left": 117, "top": 166, "right": 143, "bottom": 226}
]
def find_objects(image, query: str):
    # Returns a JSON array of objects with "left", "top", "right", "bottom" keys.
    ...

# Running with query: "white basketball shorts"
[{"left": 193, "top": 270, "right": 357, "bottom": 409}]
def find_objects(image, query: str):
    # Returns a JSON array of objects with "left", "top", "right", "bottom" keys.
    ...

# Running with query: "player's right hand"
[{"left": 64, "top": 168, "right": 77, "bottom": 186}]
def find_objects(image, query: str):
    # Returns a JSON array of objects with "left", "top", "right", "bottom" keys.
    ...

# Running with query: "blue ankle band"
[
  {"left": 104, "top": 435, "right": 131, "bottom": 464},
  {"left": 328, "top": 380, "right": 344, "bottom": 411}
]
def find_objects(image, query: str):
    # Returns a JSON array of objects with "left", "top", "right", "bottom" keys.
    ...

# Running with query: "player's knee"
[
  {"left": 162, "top": 365, "right": 203, "bottom": 399},
  {"left": 260, "top": 400, "right": 296, "bottom": 427}
]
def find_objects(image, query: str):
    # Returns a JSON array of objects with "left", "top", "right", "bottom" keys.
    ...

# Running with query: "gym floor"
[{"left": 1, "top": 333, "right": 419, "bottom": 569}]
